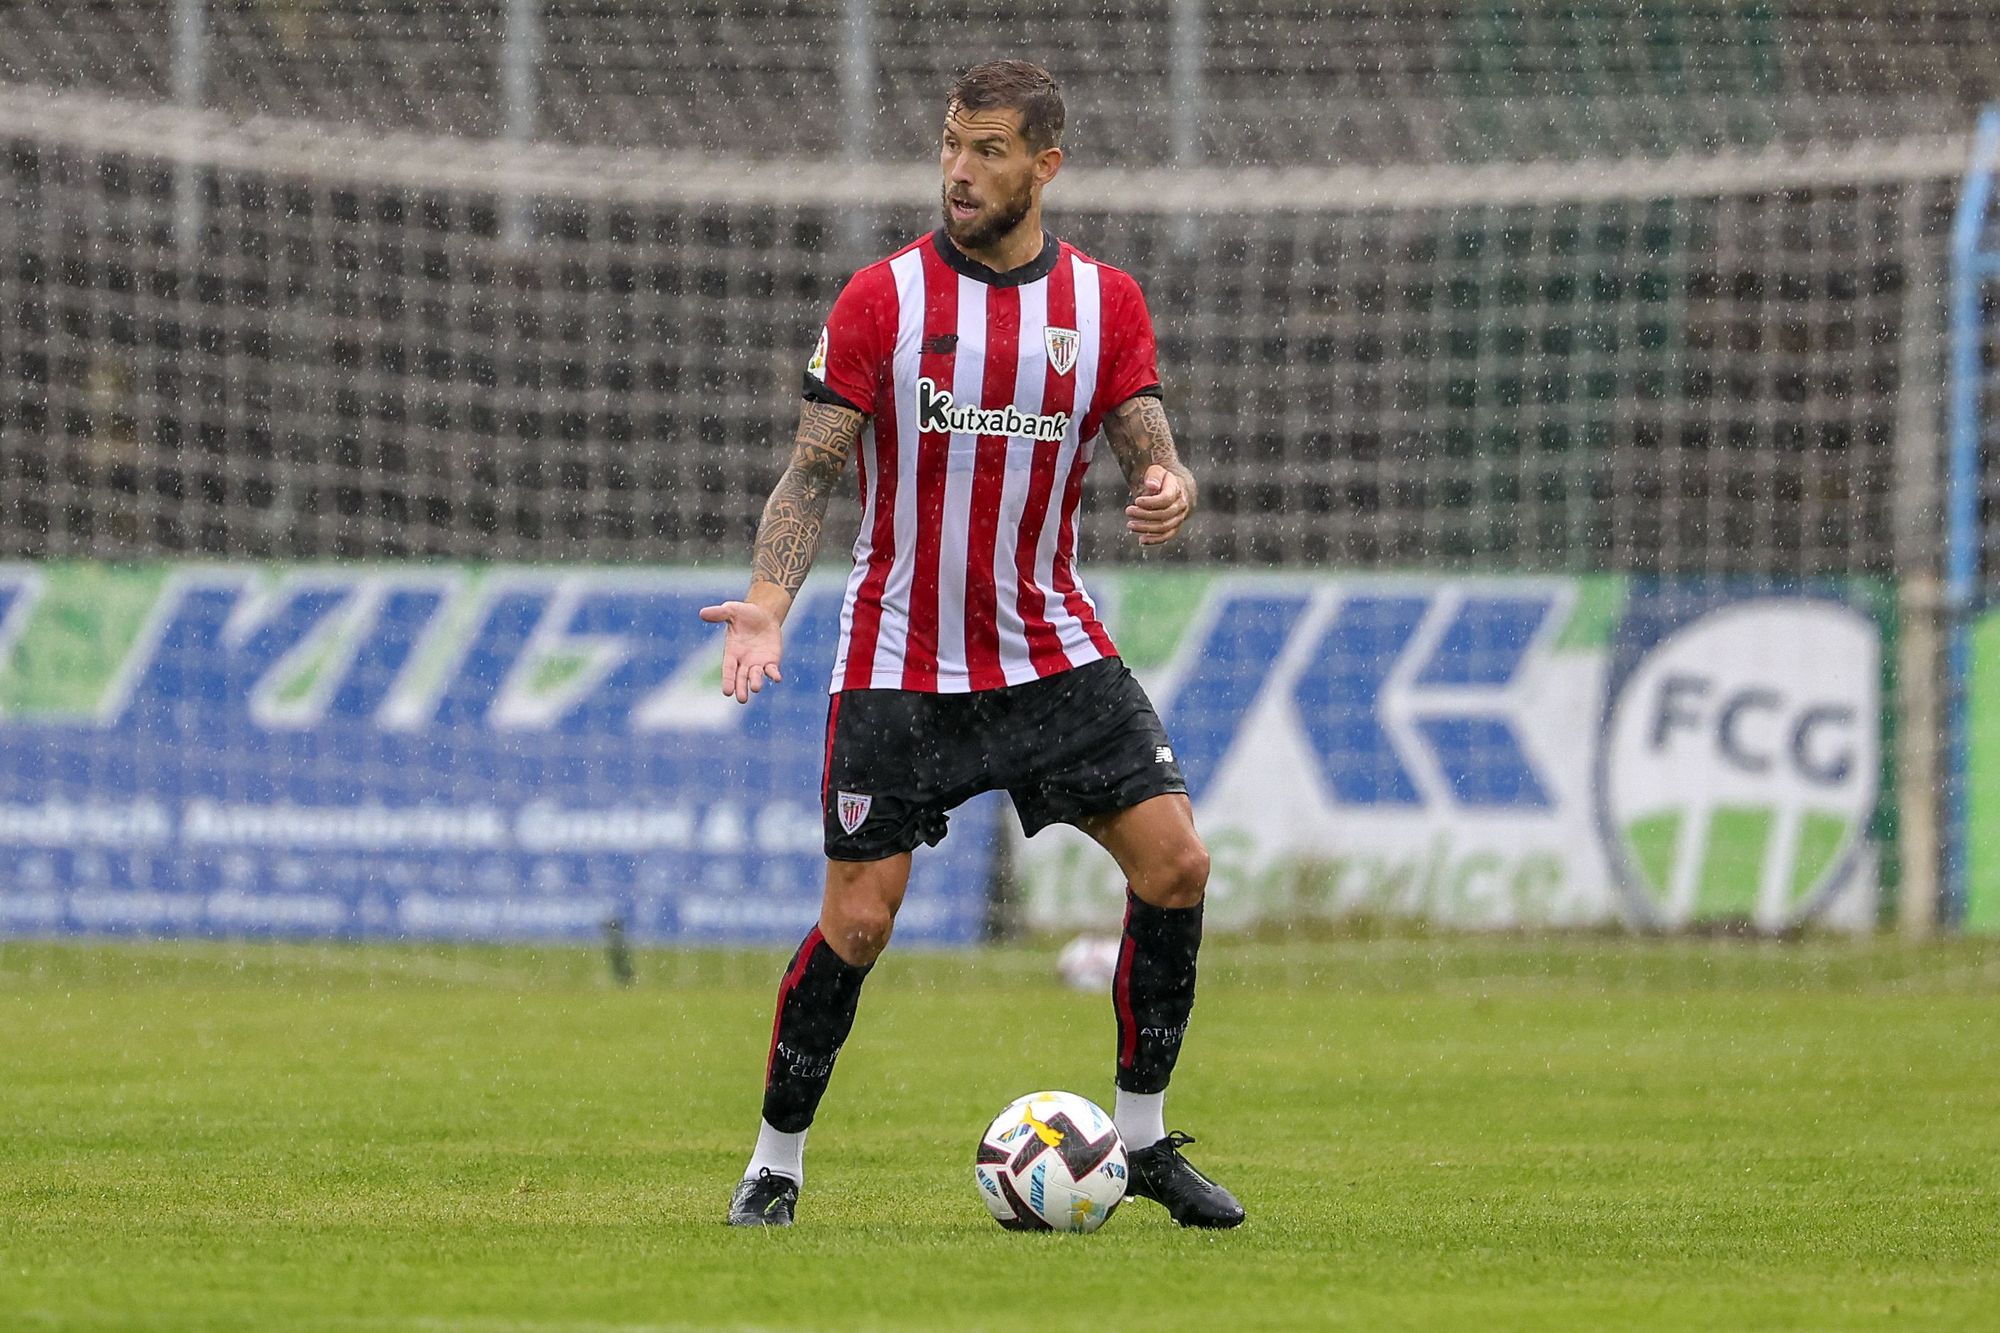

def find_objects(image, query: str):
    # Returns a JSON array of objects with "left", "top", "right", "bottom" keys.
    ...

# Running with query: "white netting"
[
  {"left": 2, "top": 1, "right": 1999, "bottom": 163},
  {"left": 0, "top": 84, "right": 1956, "bottom": 577}
]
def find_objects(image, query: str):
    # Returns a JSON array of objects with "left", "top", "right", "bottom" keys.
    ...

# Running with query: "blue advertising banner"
[
  {"left": 0, "top": 565, "right": 995, "bottom": 944},
  {"left": 1018, "top": 573, "right": 1887, "bottom": 934}
]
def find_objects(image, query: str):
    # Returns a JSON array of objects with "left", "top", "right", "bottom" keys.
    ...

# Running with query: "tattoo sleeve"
[
  {"left": 1104, "top": 395, "right": 1198, "bottom": 511},
  {"left": 751, "top": 401, "right": 864, "bottom": 597}
]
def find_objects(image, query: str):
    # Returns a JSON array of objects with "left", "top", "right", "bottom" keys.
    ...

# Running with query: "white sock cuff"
[
  {"left": 744, "top": 1119, "right": 807, "bottom": 1185},
  {"left": 1113, "top": 1089, "right": 1167, "bottom": 1149}
]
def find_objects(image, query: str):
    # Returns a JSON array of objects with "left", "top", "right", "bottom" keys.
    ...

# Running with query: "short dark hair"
[{"left": 946, "top": 60, "right": 1065, "bottom": 154}]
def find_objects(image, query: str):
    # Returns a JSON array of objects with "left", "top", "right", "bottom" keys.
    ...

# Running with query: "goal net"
[
  {"left": 5, "top": 0, "right": 1998, "bottom": 162},
  {"left": 0, "top": 84, "right": 1959, "bottom": 578}
]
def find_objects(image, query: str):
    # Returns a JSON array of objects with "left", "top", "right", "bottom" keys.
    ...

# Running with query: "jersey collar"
[{"left": 930, "top": 228, "right": 1061, "bottom": 288}]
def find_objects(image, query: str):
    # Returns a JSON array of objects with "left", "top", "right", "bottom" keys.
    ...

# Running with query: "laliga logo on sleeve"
[
  {"left": 1044, "top": 326, "right": 1079, "bottom": 376},
  {"left": 1597, "top": 598, "right": 1880, "bottom": 932},
  {"left": 806, "top": 326, "right": 829, "bottom": 381}
]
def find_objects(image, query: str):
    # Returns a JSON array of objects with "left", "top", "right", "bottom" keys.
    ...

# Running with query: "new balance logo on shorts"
[
  {"left": 1155, "top": 746, "right": 1175, "bottom": 764},
  {"left": 836, "top": 791, "right": 873, "bottom": 834}
]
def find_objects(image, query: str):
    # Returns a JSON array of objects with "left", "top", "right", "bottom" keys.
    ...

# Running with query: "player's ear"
[{"left": 1034, "top": 145, "right": 1063, "bottom": 188}]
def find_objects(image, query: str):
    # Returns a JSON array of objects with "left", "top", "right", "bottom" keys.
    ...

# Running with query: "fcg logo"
[{"left": 1596, "top": 597, "right": 1880, "bottom": 931}]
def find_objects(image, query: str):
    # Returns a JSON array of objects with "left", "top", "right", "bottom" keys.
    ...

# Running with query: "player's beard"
[{"left": 941, "top": 177, "right": 1035, "bottom": 254}]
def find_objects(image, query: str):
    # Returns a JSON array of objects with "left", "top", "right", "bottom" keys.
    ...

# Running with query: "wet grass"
[{"left": 2, "top": 936, "right": 1997, "bottom": 1331}]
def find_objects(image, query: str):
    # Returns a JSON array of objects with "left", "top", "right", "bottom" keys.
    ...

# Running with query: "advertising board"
[
  {"left": 0, "top": 564, "right": 995, "bottom": 944},
  {"left": 0, "top": 565, "right": 1885, "bottom": 941},
  {"left": 1017, "top": 574, "right": 1886, "bottom": 934}
]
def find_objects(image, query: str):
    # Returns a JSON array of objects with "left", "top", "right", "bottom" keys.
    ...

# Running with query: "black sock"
[
  {"left": 1112, "top": 888, "right": 1202, "bottom": 1095},
  {"left": 762, "top": 926, "right": 872, "bottom": 1133}
]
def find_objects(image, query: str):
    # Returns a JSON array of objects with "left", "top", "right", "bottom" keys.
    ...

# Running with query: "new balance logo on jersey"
[
  {"left": 1155, "top": 746, "right": 1175, "bottom": 764},
  {"left": 916, "top": 376, "right": 1070, "bottom": 442}
]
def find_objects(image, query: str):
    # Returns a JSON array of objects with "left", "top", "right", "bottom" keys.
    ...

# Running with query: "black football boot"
[
  {"left": 725, "top": 1168, "right": 799, "bottom": 1227},
  {"left": 1125, "top": 1132, "right": 1245, "bottom": 1229}
]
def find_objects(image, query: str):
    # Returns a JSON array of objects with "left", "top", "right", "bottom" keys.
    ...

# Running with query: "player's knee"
[
  {"left": 1149, "top": 839, "right": 1210, "bottom": 910},
  {"left": 1174, "top": 841, "right": 1212, "bottom": 903},
  {"left": 826, "top": 902, "right": 896, "bottom": 965}
]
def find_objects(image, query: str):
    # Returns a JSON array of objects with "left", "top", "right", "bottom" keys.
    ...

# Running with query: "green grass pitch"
[{"left": 4, "top": 936, "right": 1998, "bottom": 1331}]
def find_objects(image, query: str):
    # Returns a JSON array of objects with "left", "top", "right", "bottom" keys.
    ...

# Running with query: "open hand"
[{"left": 698, "top": 599, "right": 784, "bottom": 703}]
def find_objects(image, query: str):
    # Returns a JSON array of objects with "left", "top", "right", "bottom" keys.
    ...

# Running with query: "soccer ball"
[
  {"left": 1055, "top": 933, "right": 1121, "bottom": 991},
  {"left": 973, "top": 1090, "right": 1127, "bottom": 1233}
]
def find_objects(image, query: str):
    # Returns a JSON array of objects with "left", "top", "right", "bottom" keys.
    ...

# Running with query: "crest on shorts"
[
  {"left": 836, "top": 790, "right": 873, "bottom": 835},
  {"left": 1045, "top": 326, "right": 1080, "bottom": 376}
]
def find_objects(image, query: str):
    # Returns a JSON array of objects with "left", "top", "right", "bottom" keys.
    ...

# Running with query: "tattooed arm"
[
  {"left": 699, "top": 400, "right": 865, "bottom": 703},
  {"left": 752, "top": 401, "right": 865, "bottom": 596},
  {"left": 1102, "top": 394, "right": 1197, "bottom": 547}
]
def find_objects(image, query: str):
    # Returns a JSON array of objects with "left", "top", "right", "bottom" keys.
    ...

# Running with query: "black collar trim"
[{"left": 930, "top": 228, "right": 1061, "bottom": 288}]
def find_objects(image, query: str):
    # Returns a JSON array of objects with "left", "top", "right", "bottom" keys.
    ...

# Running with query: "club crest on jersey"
[
  {"left": 916, "top": 376, "right": 1070, "bottom": 442},
  {"left": 1045, "top": 326, "right": 1080, "bottom": 376},
  {"left": 806, "top": 326, "right": 829, "bottom": 381},
  {"left": 836, "top": 791, "right": 873, "bottom": 835}
]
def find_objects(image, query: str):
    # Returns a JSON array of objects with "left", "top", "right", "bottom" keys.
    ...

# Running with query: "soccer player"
[{"left": 701, "top": 59, "right": 1243, "bottom": 1231}]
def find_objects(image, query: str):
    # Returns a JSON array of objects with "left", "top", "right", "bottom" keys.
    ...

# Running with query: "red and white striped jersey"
[{"left": 804, "top": 228, "right": 1163, "bottom": 694}]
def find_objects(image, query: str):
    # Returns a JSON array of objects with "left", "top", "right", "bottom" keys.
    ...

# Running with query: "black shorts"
[{"left": 820, "top": 657, "right": 1189, "bottom": 861}]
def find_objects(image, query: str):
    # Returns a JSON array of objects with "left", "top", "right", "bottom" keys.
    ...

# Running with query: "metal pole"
[
  {"left": 172, "top": 0, "right": 206, "bottom": 260},
  {"left": 502, "top": 0, "right": 541, "bottom": 247},
  {"left": 1169, "top": 0, "right": 1205, "bottom": 250},
  {"left": 1170, "top": 0, "right": 1203, "bottom": 169},
  {"left": 1893, "top": 185, "right": 1943, "bottom": 939},
  {"left": 1942, "top": 105, "right": 2000, "bottom": 929},
  {"left": 841, "top": 0, "right": 875, "bottom": 256}
]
